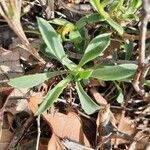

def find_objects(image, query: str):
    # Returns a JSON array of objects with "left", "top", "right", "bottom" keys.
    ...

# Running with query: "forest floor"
[{"left": 0, "top": 0, "right": 150, "bottom": 150}]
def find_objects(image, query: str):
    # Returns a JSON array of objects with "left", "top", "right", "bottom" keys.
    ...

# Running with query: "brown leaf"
[
  {"left": 96, "top": 104, "right": 111, "bottom": 140},
  {"left": 116, "top": 112, "right": 135, "bottom": 135},
  {"left": 0, "top": 129, "right": 13, "bottom": 150},
  {"left": 29, "top": 94, "right": 91, "bottom": 147},
  {"left": 10, "top": 38, "right": 42, "bottom": 62},
  {"left": 48, "top": 133, "right": 63, "bottom": 150},
  {"left": 5, "top": 88, "right": 30, "bottom": 115},
  {"left": 0, "top": 51, "right": 23, "bottom": 81},
  {"left": 113, "top": 111, "right": 136, "bottom": 147},
  {"left": 96, "top": 104, "right": 113, "bottom": 149},
  {"left": 131, "top": 131, "right": 150, "bottom": 150}
]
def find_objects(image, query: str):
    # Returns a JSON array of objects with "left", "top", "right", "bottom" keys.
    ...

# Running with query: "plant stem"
[{"left": 132, "top": 0, "right": 150, "bottom": 100}]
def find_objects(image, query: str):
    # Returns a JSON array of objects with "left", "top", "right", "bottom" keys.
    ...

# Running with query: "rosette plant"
[{"left": 8, "top": 18, "right": 137, "bottom": 115}]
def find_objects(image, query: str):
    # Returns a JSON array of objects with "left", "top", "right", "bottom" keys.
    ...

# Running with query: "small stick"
[{"left": 36, "top": 115, "right": 41, "bottom": 150}]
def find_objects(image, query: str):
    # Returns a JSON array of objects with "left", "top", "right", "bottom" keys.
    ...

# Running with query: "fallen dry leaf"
[
  {"left": 48, "top": 133, "right": 63, "bottom": 150},
  {"left": 116, "top": 112, "right": 135, "bottom": 135},
  {"left": 0, "top": 129, "right": 13, "bottom": 150},
  {"left": 3, "top": 88, "right": 30, "bottom": 129},
  {"left": 96, "top": 104, "right": 112, "bottom": 149},
  {"left": 0, "top": 50, "right": 23, "bottom": 81},
  {"left": 0, "top": 88, "right": 30, "bottom": 149},
  {"left": 10, "top": 38, "right": 41, "bottom": 62},
  {"left": 28, "top": 94, "right": 91, "bottom": 148},
  {"left": 113, "top": 111, "right": 136, "bottom": 147},
  {"left": 5, "top": 88, "right": 30, "bottom": 115},
  {"left": 131, "top": 131, "right": 150, "bottom": 150}
]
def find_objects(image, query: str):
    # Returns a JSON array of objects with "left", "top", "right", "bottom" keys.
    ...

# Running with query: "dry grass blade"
[{"left": 0, "top": 0, "right": 45, "bottom": 64}]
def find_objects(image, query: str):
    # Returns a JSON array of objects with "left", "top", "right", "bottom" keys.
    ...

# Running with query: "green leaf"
[
  {"left": 8, "top": 71, "right": 66, "bottom": 88},
  {"left": 37, "top": 17, "right": 76, "bottom": 70},
  {"left": 107, "top": 18, "right": 124, "bottom": 35},
  {"left": 91, "top": 64, "right": 137, "bottom": 80},
  {"left": 49, "top": 18, "right": 71, "bottom": 26},
  {"left": 76, "top": 82, "right": 100, "bottom": 115},
  {"left": 124, "top": 40, "right": 134, "bottom": 60},
  {"left": 115, "top": 82, "right": 124, "bottom": 103},
  {"left": 78, "top": 69, "right": 93, "bottom": 79},
  {"left": 114, "top": 0, "right": 124, "bottom": 11},
  {"left": 62, "top": 57, "right": 78, "bottom": 70},
  {"left": 42, "top": 47, "right": 58, "bottom": 59},
  {"left": 76, "top": 13, "right": 104, "bottom": 30},
  {"left": 90, "top": 0, "right": 124, "bottom": 35},
  {"left": 109, "top": 0, "right": 120, "bottom": 13},
  {"left": 128, "top": 0, "right": 142, "bottom": 13},
  {"left": 117, "top": 91, "right": 124, "bottom": 103},
  {"left": 101, "top": 0, "right": 113, "bottom": 7},
  {"left": 8, "top": 0, "right": 14, "bottom": 17},
  {"left": 145, "top": 80, "right": 150, "bottom": 87},
  {"left": 79, "top": 33, "right": 110, "bottom": 67},
  {"left": 35, "top": 76, "right": 71, "bottom": 116},
  {"left": 37, "top": 17, "right": 65, "bottom": 60},
  {"left": 69, "top": 30, "right": 83, "bottom": 44},
  {"left": 90, "top": 0, "right": 99, "bottom": 11}
]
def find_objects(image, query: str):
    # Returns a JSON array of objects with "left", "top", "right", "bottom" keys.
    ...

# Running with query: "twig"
[
  {"left": 36, "top": 115, "right": 41, "bottom": 150},
  {"left": 132, "top": 0, "right": 150, "bottom": 99},
  {"left": 123, "top": 32, "right": 150, "bottom": 41}
]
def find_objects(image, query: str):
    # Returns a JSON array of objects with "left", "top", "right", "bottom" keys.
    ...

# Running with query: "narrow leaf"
[
  {"left": 49, "top": 18, "right": 71, "bottom": 26},
  {"left": 101, "top": 0, "right": 113, "bottom": 7},
  {"left": 90, "top": 0, "right": 124, "bottom": 35},
  {"left": 124, "top": 40, "right": 134, "bottom": 60},
  {"left": 69, "top": 30, "right": 83, "bottom": 44},
  {"left": 35, "top": 76, "right": 71, "bottom": 116},
  {"left": 8, "top": 0, "right": 14, "bottom": 17},
  {"left": 145, "top": 80, "right": 150, "bottom": 87},
  {"left": 76, "top": 82, "right": 100, "bottom": 115},
  {"left": 76, "top": 13, "right": 104, "bottom": 30},
  {"left": 107, "top": 18, "right": 124, "bottom": 35},
  {"left": 8, "top": 71, "right": 66, "bottom": 88},
  {"left": 37, "top": 17, "right": 65, "bottom": 60},
  {"left": 117, "top": 91, "right": 124, "bottom": 103},
  {"left": 37, "top": 17, "right": 76, "bottom": 70},
  {"left": 115, "top": 82, "right": 124, "bottom": 103},
  {"left": 91, "top": 64, "right": 137, "bottom": 80},
  {"left": 128, "top": 0, "right": 142, "bottom": 13},
  {"left": 79, "top": 33, "right": 110, "bottom": 67},
  {"left": 78, "top": 69, "right": 93, "bottom": 79}
]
